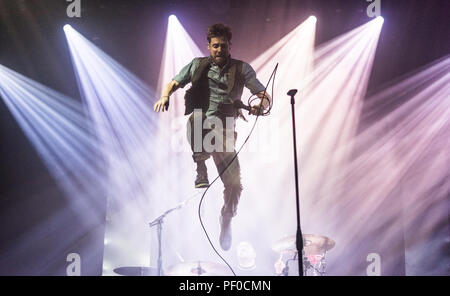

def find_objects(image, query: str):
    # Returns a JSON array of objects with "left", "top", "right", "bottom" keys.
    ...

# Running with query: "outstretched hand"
[{"left": 153, "top": 96, "right": 170, "bottom": 112}]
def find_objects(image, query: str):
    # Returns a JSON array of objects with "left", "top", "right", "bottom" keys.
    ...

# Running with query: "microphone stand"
[
  {"left": 287, "top": 89, "right": 304, "bottom": 276},
  {"left": 148, "top": 194, "right": 198, "bottom": 276}
]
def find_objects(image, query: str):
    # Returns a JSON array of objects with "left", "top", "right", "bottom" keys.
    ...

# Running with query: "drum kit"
[
  {"left": 113, "top": 234, "right": 334, "bottom": 276},
  {"left": 164, "top": 261, "right": 232, "bottom": 276},
  {"left": 272, "top": 234, "right": 335, "bottom": 276},
  {"left": 114, "top": 261, "right": 230, "bottom": 276},
  {"left": 113, "top": 266, "right": 158, "bottom": 276}
]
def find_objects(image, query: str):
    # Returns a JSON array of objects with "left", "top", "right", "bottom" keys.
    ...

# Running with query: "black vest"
[{"left": 184, "top": 57, "right": 245, "bottom": 116}]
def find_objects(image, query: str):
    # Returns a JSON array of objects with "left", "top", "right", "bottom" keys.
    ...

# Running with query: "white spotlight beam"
[
  {"left": 149, "top": 15, "right": 222, "bottom": 273},
  {"left": 65, "top": 24, "right": 158, "bottom": 208},
  {"left": 64, "top": 25, "right": 163, "bottom": 275},
  {"left": 238, "top": 16, "right": 383, "bottom": 228},
  {"left": 0, "top": 64, "right": 107, "bottom": 210},
  {"left": 149, "top": 16, "right": 383, "bottom": 275},
  {"left": 151, "top": 16, "right": 317, "bottom": 274},
  {"left": 157, "top": 15, "right": 204, "bottom": 118},
  {"left": 321, "top": 57, "right": 449, "bottom": 275},
  {"left": 0, "top": 65, "right": 109, "bottom": 268},
  {"left": 203, "top": 17, "right": 383, "bottom": 275}
]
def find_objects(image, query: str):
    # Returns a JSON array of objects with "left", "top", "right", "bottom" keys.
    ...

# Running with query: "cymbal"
[
  {"left": 113, "top": 266, "right": 158, "bottom": 276},
  {"left": 166, "top": 261, "right": 231, "bottom": 276},
  {"left": 272, "top": 234, "right": 335, "bottom": 255}
]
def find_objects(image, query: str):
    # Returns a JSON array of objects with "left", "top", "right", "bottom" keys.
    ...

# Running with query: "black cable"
[{"left": 197, "top": 63, "right": 278, "bottom": 276}]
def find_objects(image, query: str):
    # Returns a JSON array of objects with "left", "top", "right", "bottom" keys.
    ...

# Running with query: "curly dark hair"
[{"left": 207, "top": 23, "right": 232, "bottom": 44}]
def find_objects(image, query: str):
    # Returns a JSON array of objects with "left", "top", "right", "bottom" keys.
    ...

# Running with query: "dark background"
[{"left": 0, "top": 0, "right": 449, "bottom": 275}]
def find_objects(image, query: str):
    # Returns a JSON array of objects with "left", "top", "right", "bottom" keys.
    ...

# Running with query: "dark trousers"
[{"left": 187, "top": 112, "right": 242, "bottom": 218}]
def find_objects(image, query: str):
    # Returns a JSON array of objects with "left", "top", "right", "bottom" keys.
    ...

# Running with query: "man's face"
[{"left": 208, "top": 36, "right": 230, "bottom": 66}]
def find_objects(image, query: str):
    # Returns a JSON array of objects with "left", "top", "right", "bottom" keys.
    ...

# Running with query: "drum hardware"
[
  {"left": 165, "top": 261, "right": 231, "bottom": 276},
  {"left": 272, "top": 234, "right": 335, "bottom": 276}
]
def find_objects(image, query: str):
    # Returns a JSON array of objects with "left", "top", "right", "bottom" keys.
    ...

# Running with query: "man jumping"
[{"left": 153, "top": 23, "right": 270, "bottom": 251}]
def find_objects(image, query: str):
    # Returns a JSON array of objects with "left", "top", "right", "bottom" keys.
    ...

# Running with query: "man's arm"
[
  {"left": 153, "top": 80, "right": 180, "bottom": 112},
  {"left": 241, "top": 62, "right": 272, "bottom": 115},
  {"left": 257, "top": 90, "right": 272, "bottom": 108},
  {"left": 249, "top": 91, "right": 271, "bottom": 115},
  {"left": 154, "top": 58, "right": 197, "bottom": 113}
]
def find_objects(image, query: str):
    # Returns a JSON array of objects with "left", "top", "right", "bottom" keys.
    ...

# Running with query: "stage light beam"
[
  {"left": 0, "top": 64, "right": 109, "bottom": 274},
  {"left": 64, "top": 25, "right": 159, "bottom": 274}
]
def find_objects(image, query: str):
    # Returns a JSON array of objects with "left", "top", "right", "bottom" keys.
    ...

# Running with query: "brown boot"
[{"left": 195, "top": 161, "right": 209, "bottom": 188}]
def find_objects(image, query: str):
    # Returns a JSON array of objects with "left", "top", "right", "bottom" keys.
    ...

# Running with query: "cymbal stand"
[
  {"left": 148, "top": 193, "right": 199, "bottom": 276},
  {"left": 148, "top": 211, "right": 169, "bottom": 276},
  {"left": 277, "top": 251, "right": 308, "bottom": 276}
]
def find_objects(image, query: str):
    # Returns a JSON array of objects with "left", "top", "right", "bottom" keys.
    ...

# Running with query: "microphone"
[
  {"left": 232, "top": 100, "right": 250, "bottom": 122},
  {"left": 233, "top": 100, "right": 251, "bottom": 111},
  {"left": 287, "top": 89, "right": 298, "bottom": 97}
]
